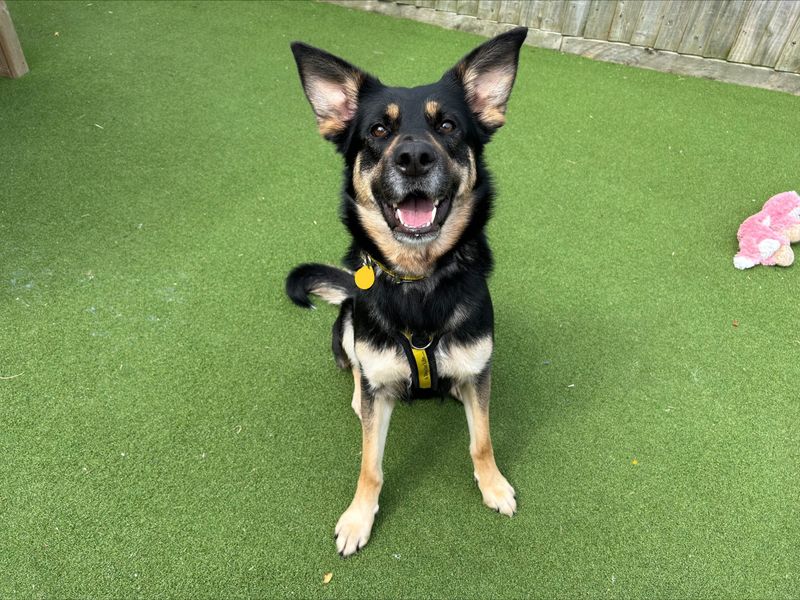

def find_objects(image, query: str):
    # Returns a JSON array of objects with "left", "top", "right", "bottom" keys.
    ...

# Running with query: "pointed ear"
[
  {"left": 449, "top": 27, "right": 527, "bottom": 131},
  {"left": 290, "top": 42, "right": 370, "bottom": 140}
]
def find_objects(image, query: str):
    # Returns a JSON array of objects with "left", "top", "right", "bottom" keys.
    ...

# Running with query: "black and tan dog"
[{"left": 286, "top": 27, "right": 528, "bottom": 557}]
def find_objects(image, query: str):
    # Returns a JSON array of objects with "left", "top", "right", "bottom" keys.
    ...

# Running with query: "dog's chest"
[{"left": 352, "top": 334, "right": 492, "bottom": 390}]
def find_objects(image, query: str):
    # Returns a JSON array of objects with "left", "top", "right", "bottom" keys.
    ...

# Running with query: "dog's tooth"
[
  {"left": 395, "top": 208, "right": 404, "bottom": 225},
  {"left": 431, "top": 206, "right": 437, "bottom": 222}
]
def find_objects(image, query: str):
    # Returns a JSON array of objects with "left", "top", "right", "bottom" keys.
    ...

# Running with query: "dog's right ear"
[{"left": 290, "top": 42, "right": 370, "bottom": 141}]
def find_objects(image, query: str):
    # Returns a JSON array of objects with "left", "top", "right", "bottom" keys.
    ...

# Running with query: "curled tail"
[{"left": 285, "top": 263, "right": 356, "bottom": 309}]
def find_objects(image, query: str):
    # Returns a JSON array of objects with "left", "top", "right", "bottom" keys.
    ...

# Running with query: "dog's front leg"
[
  {"left": 334, "top": 380, "right": 395, "bottom": 556},
  {"left": 458, "top": 371, "right": 517, "bottom": 516}
]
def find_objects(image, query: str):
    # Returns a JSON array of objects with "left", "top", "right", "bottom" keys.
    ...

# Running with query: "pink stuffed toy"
[{"left": 734, "top": 191, "right": 800, "bottom": 269}]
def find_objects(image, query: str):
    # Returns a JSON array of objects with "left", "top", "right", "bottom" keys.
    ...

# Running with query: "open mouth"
[{"left": 381, "top": 192, "right": 451, "bottom": 239}]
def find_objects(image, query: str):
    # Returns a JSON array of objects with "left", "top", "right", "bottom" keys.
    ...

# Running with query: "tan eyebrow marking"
[
  {"left": 386, "top": 103, "right": 400, "bottom": 121},
  {"left": 425, "top": 100, "right": 440, "bottom": 120}
]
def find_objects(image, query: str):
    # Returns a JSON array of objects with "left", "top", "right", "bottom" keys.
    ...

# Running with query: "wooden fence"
[{"left": 328, "top": 0, "right": 800, "bottom": 95}]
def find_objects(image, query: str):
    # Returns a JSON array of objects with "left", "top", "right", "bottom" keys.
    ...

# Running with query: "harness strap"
[{"left": 395, "top": 331, "right": 439, "bottom": 393}]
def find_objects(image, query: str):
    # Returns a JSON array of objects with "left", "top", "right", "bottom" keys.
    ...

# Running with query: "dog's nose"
[{"left": 394, "top": 139, "right": 436, "bottom": 177}]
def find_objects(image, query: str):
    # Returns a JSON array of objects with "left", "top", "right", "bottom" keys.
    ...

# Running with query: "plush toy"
[{"left": 733, "top": 191, "right": 800, "bottom": 270}]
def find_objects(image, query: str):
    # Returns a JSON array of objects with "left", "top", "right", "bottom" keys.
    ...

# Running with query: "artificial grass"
[{"left": 1, "top": 0, "right": 799, "bottom": 597}]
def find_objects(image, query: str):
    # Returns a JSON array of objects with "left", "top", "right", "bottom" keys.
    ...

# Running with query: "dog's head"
[{"left": 291, "top": 28, "right": 527, "bottom": 273}]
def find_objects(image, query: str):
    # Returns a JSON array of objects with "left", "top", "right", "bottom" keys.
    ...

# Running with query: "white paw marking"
[{"left": 334, "top": 503, "right": 378, "bottom": 557}]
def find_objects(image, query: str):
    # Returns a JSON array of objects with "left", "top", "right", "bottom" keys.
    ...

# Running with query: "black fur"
[
  {"left": 285, "top": 263, "right": 356, "bottom": 309},
  {"left": 287, "top": 27, "right": 527, "bottom": 396},
  {"left": 331, "top": 299, "right": 353, "bottom": 370}
]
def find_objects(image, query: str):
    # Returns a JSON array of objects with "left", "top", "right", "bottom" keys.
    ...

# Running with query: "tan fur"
[
  {"left": 335, "top": 390, "right": 395, "bottom": 556},
  {"left": 386, "top": 103, "right": 400, "bottom": 121},
  {"left": 461, "top": 65, "right": 515, "bottom": 129},
  {"left": 351, "top": 367, "right": 362, "bottom": 420},
  {"left": 424, "top": 100, "right": 440, "bottom": 120},
  {"left": 307, "top": 71, "right": 364, "bottom": 137},
  {"left": 353, "top": 152, "right": 374, "bottom": 206},
  {"left": 352, "top": 148, "right": 477, "bottom": 277},
  {"left": 318, "top": 117, "right": 345, "bottom": 137},
  {"left": 479, "top": 107, "right": 506, "bottom": 128},
  {"left": 457, "top": 375, "right": 516, "bottom": 516}
]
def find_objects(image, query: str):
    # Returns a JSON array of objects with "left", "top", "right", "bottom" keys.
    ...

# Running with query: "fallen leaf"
[
  {"left": 322, "top": 572, "right": 333, "bottom": 585},
  {"left": 732, "top": 320, "right": 739, "bottom": 328},
  {"left": 631, "top": 458, "right": 639, "bottom": 466}
]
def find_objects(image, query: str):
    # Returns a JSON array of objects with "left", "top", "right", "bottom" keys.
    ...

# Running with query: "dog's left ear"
[
  {"left": 447, "top": 27, "right": 527, "bottom": 131},
  {"left": 290, "top": 42, "right": 372, "bottom": 141}
]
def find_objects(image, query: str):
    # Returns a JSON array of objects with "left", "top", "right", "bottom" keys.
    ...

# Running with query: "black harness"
[
  {"left": 394, "top": 331, "right": 441, "bottom": 398},
  {"left": 354, "top": 253, "right": 444, "bottom": 398}
]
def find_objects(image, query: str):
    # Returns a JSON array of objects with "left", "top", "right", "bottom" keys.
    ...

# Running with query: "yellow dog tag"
[{"left": 354, "top": 264, "right": 375, "bottom": 290}]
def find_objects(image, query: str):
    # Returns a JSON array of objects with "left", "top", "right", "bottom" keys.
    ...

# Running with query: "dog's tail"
[{"left": 285, "top": 263, "right": 356, "bottom": 309}]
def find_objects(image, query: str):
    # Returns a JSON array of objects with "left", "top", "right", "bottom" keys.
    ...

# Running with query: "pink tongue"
[{"left": 398, "top": 196, "right": 435, "bottom": 228}]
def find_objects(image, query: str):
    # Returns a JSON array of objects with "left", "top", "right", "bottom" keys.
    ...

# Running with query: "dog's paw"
[
  {"left": 334, "top": 503, "right": 377, "bottom": 557},
  {"left": 476, "top": 472, "right": 517, "bottom": 516}
]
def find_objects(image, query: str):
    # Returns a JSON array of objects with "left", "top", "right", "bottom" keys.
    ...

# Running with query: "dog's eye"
[
  {"left": 370, "top": 124, "right": 389, "bottom": 139},
  {"left": 438, "top": 120, "right": 456, "bottom": 134}
]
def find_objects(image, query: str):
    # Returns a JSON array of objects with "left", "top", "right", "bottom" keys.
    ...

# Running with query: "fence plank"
[
  {"left": 432, "top": 0, "right": 457, "bottom": 10},
  {"left": 477, "top": 0, "right": 501, "bottom": 21},
  {"left": 561, "top": 36, "right": 800, "bottom": 94},
  {"left": 728, "top": 0, "right": 779, "bottom": 64},
  {"left": 415, "top": 0, "right": 436, "bottom": 8},
  {"left": 521, "top": 0, "right": 546, "bottom": 29},
  {"left": 456, "top": 0, "right": 479, "bottom": 16},
  {"left": 497, "top": 1, "right": 523, "bottom": 24},
  {"left": 608, "top": 0, "right": 644, "bottom": 43},
  {"left": 678, "top": 1, "right": 720, "bottom": 57},
  {"left": 328, "top": 0, "right": 800, "bottom": 90},
  {"left": 748, "top": 0, "right": 800, "bottom": 67},
  {"left": 654, "top": 0, "right": 694, "bottom": 51},
  {"left": 562, "top": 0, "right": 592, "bottom": 36},
  {"left": 539, "top": 0, "right": 566, "bottom": 31},
  {"left": 702, "top": 0, "right": 748, "bottom": 59},
  {"left": 775, "top": 10, "right": 800, "bottom": 72},
  {"left": 584, "top": 0, "right": 617, "bottom": 40},
  {"left": 629, "top": 1, "right": 668, "bottom": 47}
]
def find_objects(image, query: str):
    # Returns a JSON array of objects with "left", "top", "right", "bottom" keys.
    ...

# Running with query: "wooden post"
[{"left": 0, "top": 0, "right": 29, "bottom": 78}]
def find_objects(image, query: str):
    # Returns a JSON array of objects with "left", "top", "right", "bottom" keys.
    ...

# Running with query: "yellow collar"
[{"left": 354, "top": 253, "right": 425, "bottom": 289}]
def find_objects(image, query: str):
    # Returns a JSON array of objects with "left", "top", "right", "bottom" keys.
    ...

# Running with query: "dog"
[{"left": 286, "top": 27, "right": 528, "bottom": 557}]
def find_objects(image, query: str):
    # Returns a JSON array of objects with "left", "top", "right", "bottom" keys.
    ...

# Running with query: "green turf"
[{"left": 2, "top": 1, "right": 799, "bottom": 597}]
